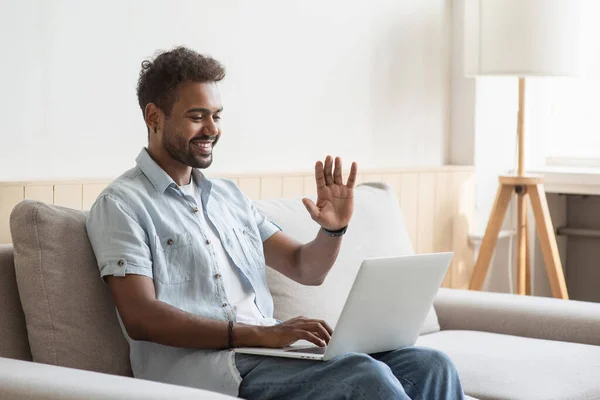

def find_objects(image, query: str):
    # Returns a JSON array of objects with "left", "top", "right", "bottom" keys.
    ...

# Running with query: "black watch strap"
[{"left": 321, "top": 225, "right": 348, "bottom": 237}]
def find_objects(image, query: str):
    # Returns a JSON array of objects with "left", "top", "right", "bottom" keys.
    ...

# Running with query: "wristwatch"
[{"left": 321, "top": 225, "right": 348, "bottom": 237}]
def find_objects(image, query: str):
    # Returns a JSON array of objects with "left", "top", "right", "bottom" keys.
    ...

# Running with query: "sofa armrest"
[
  {"left": 433, "top": 288, "right": 600, "bottom": 346},
  {"left": 0, "top": 357, "right": 234, "bottom": 400}
]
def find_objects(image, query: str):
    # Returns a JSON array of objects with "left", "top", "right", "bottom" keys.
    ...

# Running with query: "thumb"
[{"left": 302, "top": 198, "right": 319, "bottom": 221}]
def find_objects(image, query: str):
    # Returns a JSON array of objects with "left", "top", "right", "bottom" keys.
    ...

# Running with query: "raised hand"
[{"left": 302, "top": 156, "right": 358, "bottom": 231}]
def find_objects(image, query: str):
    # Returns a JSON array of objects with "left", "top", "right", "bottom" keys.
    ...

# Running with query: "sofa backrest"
[{"left": 0, "top": 244, "right": 32, "bottom": 361}]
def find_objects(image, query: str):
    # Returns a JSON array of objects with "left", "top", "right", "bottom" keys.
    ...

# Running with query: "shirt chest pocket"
[
  {"left": 153, "top": 230, "right": 194, "bottom": 285},
  {"left": 232, "top": 226, "right": 264, "bottom": 270}
]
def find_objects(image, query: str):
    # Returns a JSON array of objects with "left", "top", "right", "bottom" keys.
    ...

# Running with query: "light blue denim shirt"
[{"left": 86, "top": 148, "right": 280, "bottom": 396}]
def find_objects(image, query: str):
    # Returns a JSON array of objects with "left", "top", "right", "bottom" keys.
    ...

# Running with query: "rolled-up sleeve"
[
  {"left": 86, "top": 194, "right": 153, "bottom": 281},
  {"left": 251, "top": 202, "right": 281, "bottom": 242}
]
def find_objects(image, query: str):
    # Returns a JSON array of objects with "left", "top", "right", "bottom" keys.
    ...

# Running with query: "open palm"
[{"left": 302, "top": 156, "right": 358, "bottom": 231}]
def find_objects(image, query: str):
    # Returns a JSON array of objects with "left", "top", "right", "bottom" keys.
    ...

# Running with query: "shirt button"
[
  {"left": 117, "top": 259, "right": 125, "bottom": 267},
  {"left": 193, "top": 207, "right": 199, "bottom": 213},
  {"left": 222, "top": 303, "right": 227, "bottom": 308},
  {"left": 167, "top": 238, "right": 174, "bottom": 245},
  {"left": 215, "top": 274, "right": 221, "bottom": 279},
  {"left": 206, "top": 239, "right": 211, "bottom": 245}
]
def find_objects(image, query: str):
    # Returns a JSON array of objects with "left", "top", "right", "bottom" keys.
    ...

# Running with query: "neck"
[{"left": 146, "top": 144, "right": 192, "bottom": 186}]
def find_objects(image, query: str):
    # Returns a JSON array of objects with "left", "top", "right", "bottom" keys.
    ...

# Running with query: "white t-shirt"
[{"left": 180, "top": 179, "right": 277, "bottom": 326}]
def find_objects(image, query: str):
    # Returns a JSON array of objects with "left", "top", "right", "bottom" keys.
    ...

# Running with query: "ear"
[{"left": 144, "top": 103, "right": 163, "bottom": 134}]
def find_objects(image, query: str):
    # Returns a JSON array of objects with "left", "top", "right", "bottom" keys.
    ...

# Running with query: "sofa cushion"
[
  {"left": 417, "top": 330, "right": 600, "bottom": 400},
  {"left": 255, "top": 182, "right": 440, "bottom": 335},
  {"left": 9, "top": 200, "right": 131, "bottom": 376},
  {"left": 0, "top": 244, "right": 32, "bottom": 361}
]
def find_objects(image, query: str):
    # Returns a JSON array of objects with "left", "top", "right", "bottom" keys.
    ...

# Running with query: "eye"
[
  {"left": 214, "top": 114, "right": 222, "bottom": 121},
  {"left": 190, "top": 115, "right": 203, "bottom": 121}
]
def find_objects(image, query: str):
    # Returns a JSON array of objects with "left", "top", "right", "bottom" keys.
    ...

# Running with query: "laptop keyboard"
[{"left": 285, "top": 346, "right": 327, "bottom": 355}]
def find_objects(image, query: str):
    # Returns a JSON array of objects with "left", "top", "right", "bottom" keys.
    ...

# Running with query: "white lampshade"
[{"left": 465, "top": 0, "right": 581, "bottom": 77}]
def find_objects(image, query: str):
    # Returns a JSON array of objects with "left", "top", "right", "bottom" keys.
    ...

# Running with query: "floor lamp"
[{"left": 464, "top": 0, "right": 581, "bottom": 299}]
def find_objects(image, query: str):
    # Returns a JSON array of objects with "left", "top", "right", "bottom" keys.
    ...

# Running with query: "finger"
[
  {"left": 307, "top": 321, "right": 331, "bottom": 344},
  {"left": 333, "top": 157, "right": 343, "bottom": 185},
  {"left": 300, "top": 320, "right": 330, "bottom": 336},
  {"left": 296, "top": 321, "right": 331, "bottom": 344},
  {"left": 346, "top": 162, "right": 358, "bottom": 188},
  {"left": 296, "top": 330, "right": 327, "bottom": 347},
  {"left": 302, "top": 198, "right": 319, "bottom": 221},
  {"left": 323, "top": 155, "right": 334, "bottom": 186},
  {"left": 319, "top": 319, "right": 334, "bottom": 336},
  {"left": 314, "top": 161, "right": 326, "bottom": 189}
]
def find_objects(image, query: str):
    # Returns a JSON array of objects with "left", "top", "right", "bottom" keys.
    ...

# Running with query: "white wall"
[
  {"left": 449, "top": 0, "right": 475, "bottom": 166},
  {"left": 0, "top": 0, "right": 451, "bottom": 181}
]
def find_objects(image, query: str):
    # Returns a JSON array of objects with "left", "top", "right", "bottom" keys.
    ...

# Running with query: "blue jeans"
[{"left": 235, "top": 346, "right": 464, "bottom": 399}]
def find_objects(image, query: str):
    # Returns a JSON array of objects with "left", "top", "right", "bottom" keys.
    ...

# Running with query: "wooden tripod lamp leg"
[
  {"left": 516, "top": 191, "right": 528, "bottom": 295},
  {"left": 528, "top": 184, "right": 569, "bottom": 299},
  {"left": 469, "top": 184, "right": 514, "bottom": 291},
  {"left": 525, "top": 205, "right": 532, "bottom": 295}
]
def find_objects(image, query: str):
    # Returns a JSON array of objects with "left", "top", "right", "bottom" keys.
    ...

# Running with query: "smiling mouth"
[
  {"left": 192, "top": 141, "right": 212, "bottom": 148},
  {"left": 191, "top": 140, "right": 214, "bottom": 155}
]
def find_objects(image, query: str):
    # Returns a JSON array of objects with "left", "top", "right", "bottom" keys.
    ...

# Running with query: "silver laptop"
[{"left": 235, "top": 252, "right": 453, "bottom": 361}]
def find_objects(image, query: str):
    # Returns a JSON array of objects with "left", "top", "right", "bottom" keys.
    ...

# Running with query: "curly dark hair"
[{"left": 136, "top": 46, "right": 225, "bottom": 119}]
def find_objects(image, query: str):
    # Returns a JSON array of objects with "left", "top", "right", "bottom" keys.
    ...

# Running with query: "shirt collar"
[
  {"left": 191, "top": 167, "right": 210, "bottom": 191},
  {"left": 135, "top": 148, "right": 211, "bottom": 194}
]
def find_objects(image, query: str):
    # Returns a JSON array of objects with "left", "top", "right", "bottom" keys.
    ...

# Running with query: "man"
[{"left": 86, "top": 46, "right": 464, "bottom": 399}]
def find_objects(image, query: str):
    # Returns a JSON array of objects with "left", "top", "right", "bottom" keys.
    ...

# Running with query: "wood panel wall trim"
[
  {"left": 0, "top": 178, "right": 113, "bottom": 187},
  {"left": 0, "top": 165, "right": 475, "bottom": 187},
  {"left": 0, "top": 166, "right": 475, "bottom": 288}
]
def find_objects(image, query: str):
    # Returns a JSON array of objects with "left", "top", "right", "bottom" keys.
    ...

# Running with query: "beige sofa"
[{"left": 2, "top": 183, "right": 600, "bottom": 400}]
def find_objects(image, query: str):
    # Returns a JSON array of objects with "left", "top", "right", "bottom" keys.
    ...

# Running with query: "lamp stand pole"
[{"left": 468, "top": 78, "right": 569, "bottom": 299}]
